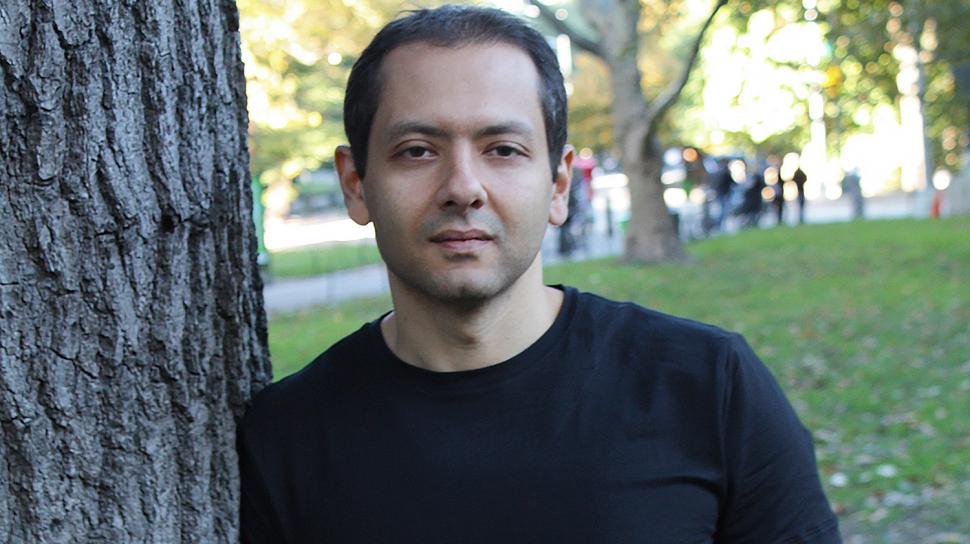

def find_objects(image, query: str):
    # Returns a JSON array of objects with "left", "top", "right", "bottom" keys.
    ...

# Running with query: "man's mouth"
[{"left": 429, "top": 229, "right": 494, "bottom": 251}]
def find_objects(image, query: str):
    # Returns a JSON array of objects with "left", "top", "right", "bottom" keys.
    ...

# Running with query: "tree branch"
[
  {"left": 527, "top": 0, "right": 604, "bottom": 58},
  {"left": 644, "top": 0, "right": 727, "bottom": 135}
]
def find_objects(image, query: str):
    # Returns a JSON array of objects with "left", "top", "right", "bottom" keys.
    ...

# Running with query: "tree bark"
[
  {"left": 0, "top": 0, "right": 271, "bottom": 541},
  {"left": 622, "top": 136, "right": 687, "bottom": 263}
]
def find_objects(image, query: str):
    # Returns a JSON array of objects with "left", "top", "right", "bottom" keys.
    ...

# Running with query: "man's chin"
[
  {"left": 428, "top": 277, "right": 505, "bottom": 306},
  {"left": 396, "top": 269, "right": 511, "bottom": 307}
]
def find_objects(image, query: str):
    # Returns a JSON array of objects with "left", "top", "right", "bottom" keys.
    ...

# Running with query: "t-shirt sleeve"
[
  {"left": 237, "top": 409, "right": 284, "bottom": 544},
  {"left": 716, "top": 334, "right": 841, "bottom": 543}
]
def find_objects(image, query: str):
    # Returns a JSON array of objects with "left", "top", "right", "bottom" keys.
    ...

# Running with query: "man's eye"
[
  {"left": 490, "top": 145, "right": 521, "bottom": 157},
  {"left": 400, "top": 147, "right": 432, "bottom": 159}
]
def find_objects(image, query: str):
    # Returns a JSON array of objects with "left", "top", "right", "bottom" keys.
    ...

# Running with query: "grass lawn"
[
  {"left": 267, "top": 241, "right": 382, "bottom": 279},
  {"left": 268, "top": 217, "right": 969, "bottom": 541}
]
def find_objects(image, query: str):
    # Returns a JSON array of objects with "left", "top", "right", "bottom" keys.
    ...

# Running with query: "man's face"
[{"left": 339, "top": 42, "right": 570, "bottom": 304}]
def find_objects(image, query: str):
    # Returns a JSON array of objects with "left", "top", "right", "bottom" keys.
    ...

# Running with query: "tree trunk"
[
  {"left": 539, "top": 0, "right": 724, "bottom": 263},
  {"left": 588, "top": 0, "right": 686, "bottom": 263},
  {"left": 0, "top": 1, "right": 271, "bottom": 541},
  {"left": 622, "top": 136, "right": 687, "bottom": 263}
]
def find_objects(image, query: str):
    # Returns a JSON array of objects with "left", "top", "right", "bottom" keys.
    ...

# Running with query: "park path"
[{"left": 263, "top": 190, "right": 929, "bottom": 314}]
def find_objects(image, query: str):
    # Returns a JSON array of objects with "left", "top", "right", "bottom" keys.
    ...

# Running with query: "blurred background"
[
  {"left": 240, "top": 0, "right": 968, "bottom": 268},
  {"left": 239, "top": 1, "right": 969, "bottom": 542}
]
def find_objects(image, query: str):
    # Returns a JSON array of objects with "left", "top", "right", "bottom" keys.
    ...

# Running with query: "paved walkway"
[
  {"left": 263, "top": 262, "right": 390, "bottom": 314},
  {"left": 263, "top": 190, "right": 930, "bottom": 314}
]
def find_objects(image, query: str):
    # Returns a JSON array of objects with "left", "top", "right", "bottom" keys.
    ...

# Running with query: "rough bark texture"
[{"left": 0, "top": 0, "right": 272, "bottom": 541}]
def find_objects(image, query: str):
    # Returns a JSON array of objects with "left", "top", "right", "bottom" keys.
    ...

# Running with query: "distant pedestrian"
[
  {"left": 792, "top": 167, "right": 808, "bottom": 224},
  {"left": 711, "top": 160, "right": 734, "bottom": 229},
  {"left": 771, "top": 180, "right": 785, "bottom": 225},
  {"left": 841, "top": 169, "right": 864, "bottom": 220},
  {"left": 737, "top": 168, "right": 766, "bottom": 228}
]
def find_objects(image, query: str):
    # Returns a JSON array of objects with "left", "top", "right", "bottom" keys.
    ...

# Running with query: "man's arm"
[
  {"left": 237, "top": 411, "right": 285, "bottom": 543},
  {"left": 716, "top": 334, "right": 842, "bottom": 543}
]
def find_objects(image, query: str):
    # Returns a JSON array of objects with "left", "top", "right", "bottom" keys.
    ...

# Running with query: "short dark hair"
[{"left": 343, "top": 5, "right": 568, "bottom": 180}]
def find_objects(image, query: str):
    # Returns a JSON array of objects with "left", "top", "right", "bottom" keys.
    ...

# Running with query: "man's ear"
[
  {"left": 335, "top": 145, "right": 371, "bottom": 226},
  {"left": 549, "top": 145, "right": 574, "bottom": 227}
]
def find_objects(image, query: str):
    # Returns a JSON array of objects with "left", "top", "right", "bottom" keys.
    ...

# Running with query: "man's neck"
[{"left": 380, "top": 257, "right": 563, "bottom": 373}]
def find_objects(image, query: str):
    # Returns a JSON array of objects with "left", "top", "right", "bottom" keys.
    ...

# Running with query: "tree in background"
[
  {"left": 696, "top": 0, "right": 970, "bottom": 192},
  {"left": 532, "top": 0, "right": 727, "bottom": 263},
  {"left": 668, "top": 3, "right": 817, "bottom": 158},
  {"left": 566, "top": 52, "right": 615, "bottom": 155},
  {"left": 0, "top": 0, "right": 269, "bottom": 540},
  {"left": 824, "top": 0, "right": 970, "bottom": 184},
  {"left": 240, "top": 0, "right": 367, "bottom": 215}
]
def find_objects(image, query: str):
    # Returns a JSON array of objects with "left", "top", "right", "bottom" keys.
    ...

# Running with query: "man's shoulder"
[
  {"left": 241, "top": 321, "right": 376, "bottom": 427},
  {"left": 567, "top": 287, "right": 753, "bottom": 384},
  {"left": 572, "top": 288, "right": 736, "bottom": 349}
]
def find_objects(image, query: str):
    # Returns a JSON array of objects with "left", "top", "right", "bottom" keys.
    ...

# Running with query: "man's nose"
[{"left": 435, "top": 148, "right": 488, "bottom": 211}]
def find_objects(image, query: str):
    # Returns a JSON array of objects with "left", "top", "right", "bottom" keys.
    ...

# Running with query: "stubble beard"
[
  {"left": 379, "top": 213, "right": 542, "bottom": 309},
  {"left": 389, "top": 250, "right": 536, "bottom": 311}
]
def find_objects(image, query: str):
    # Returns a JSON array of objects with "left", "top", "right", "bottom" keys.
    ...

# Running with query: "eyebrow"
[
  {"left": 474, "top": 121, "right": 535, "bottom": 140},
  {"left": 384, "top": 120, "right": 536, "bottom": 142},
  {"left": 385, "top": 122, "right": 449, "bottom": 141}
]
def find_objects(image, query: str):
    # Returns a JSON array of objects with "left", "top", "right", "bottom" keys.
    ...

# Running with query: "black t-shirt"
[{"left": 239, "top": 286, "right": 840, "bottom": 543}]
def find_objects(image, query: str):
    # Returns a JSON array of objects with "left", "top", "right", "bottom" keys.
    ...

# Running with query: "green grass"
[
  {"left": 267, "top": 242, "right": 382, "bottom": 279},
  {"left": 268, "top": 217, "right": 970, "bottom": 541},
  {"left": 268, "top": 295, "right": 391, "bottom": 375}
]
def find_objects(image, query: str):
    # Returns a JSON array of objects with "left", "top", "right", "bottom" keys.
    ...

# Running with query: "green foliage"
[
  {"left": 825, "top": 0, "right": 970, "bottom": 171},
  {"left": 710, "top": 0, "right": 970, "bottom": 171},
  {"left": 567, "top": 52, "right": 614, "bottom": 152},
  {"left": 268, "top": 242, "right": 382, "bottom": 279},
  {"left": 240, "top": 0, "right": 351, "bottom": 183},
  {"left": 564, "top": 0, "right": 732, "bottom": 153},
  {"left": 268, "top": 217, "right": 970, "bottom": 537},
  {"left": 239, "top": 0, "right": 448, "bottom": 187},
  {"left": 665, "top": 2, "right": 817, "bottom": 154}
]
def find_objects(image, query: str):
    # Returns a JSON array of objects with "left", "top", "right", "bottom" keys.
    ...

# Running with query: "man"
[
  {"left": 238, "top": 6, "right": 840, "bottom": 543},
  {"left": 710, "top": 158, "right": 735, "bottom": 231},
  {"left": 841, "top": 168, "right": 864, "bottom": 220},
  {"left": 792, "top": 165, "right": 808, "bottom": 224}
]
